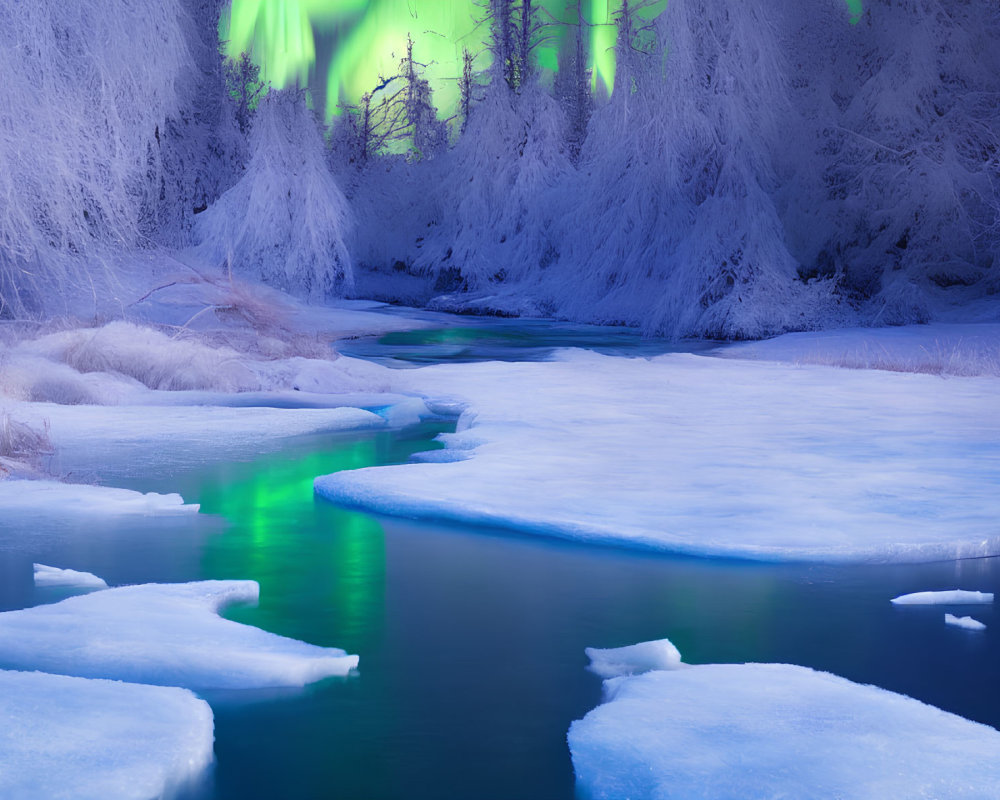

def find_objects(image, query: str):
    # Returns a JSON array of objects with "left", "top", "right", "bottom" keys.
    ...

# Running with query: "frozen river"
[{"left": 2, "top": 319, "right": 998, "bottom": 799}]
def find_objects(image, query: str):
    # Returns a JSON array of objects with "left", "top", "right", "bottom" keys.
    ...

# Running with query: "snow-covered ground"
[
  {"left": 570, "top": 639, "right": 1000, "bottom": 800},
  {"left": 718, "top": 322, "right": 1000, "bottom": 377},
  {"left": 0, "top": 670, "right": 214, "bottom": 800},
  {"left": 0, "top": 578, "right": 358, "bottom": 688},
  {"left": 316, "top": 345, "right": 1000, "bottom": 563}
]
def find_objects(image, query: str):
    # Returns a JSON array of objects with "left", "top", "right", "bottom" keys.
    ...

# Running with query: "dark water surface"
[
  {"left": 338, "top": 316, "right": 717, "bottom": 366},
  {"left": 2, "top": 318, "right": 998, "bottom": 799}
]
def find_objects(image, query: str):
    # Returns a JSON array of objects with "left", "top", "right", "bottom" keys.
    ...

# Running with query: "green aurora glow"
[{"left": 221, "top": 1, "right": 865, "bottom": 121}]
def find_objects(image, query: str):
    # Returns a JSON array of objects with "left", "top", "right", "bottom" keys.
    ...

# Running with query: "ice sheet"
[
  {"left": 0, "top": 480, "right": 197, "bottom": 516},
  {"left": 316, "top": 350, "right": 1000, "bottom": 562},
  {"left": 33, "top": 563, "right": 109, "bottom": 590},
  {"left": 585, "top": 639, "right": 683, "bottom": 679},
  {"left": 0, "top": 580, "right": 358, "bottom": 688},
  {"left": 570, "top": 660, "right": 1000, "bottom": 800},
  {"left": 6, "top": 402, "right": 385, "bottom": 478},
  {"left": 891, "top": 590, "right": 994, "bottom": 605},
  {"left": 945, "top": 614, "right": 986, "bottom": 631},
  {"left": 0, "top": 669, "right": 213, "bottom": 800}
]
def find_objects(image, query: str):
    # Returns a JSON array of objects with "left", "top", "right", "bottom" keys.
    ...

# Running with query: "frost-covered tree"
[
  {"left": 553, "top": 1, "right": 592, "bottom": 162},
  {"left": 544, "top": 0, "right": 831, "bottom": 339},
  {"left": 0, "top": 0, "right": 190, "bottom": 315},
  {"left": 397, "top": 0, "right": 570, "bottom": 311},
  {"left": 401, "top": 36, "right": 448, "bottom": 160},
  {"left": 195, "top": 90, "right": 353, "bottom": 300},
  {"left": 151, "top": 0, "right": 249, "bottom": 246},
  {"left": 779, "top": 0, "right": 1000, "bottom": 323}
]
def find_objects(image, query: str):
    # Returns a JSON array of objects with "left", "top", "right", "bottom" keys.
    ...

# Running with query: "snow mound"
[
  {"left": 585, "top": 639, "right": 683, "bottom": 679},
  {"left": 945, "top": 614, "right": 987, "bottom": 631},
  {"left": 17, "top": 322, "right": 259, "bottom": 393},
  {"left": 891, "top": 590, "right": 994, "bottom": 606},
  {"left": 33, "top": 564, "right": 108, "bottom": 591},
  {"left": 0, "top": 580, "right": 358, "bottom": 689},
  {"left": 0, "top": 669, "right": 213, "bottom": 800},
  {"left": 570, "top": 662, "right": 1000, "bottom": 800},
  {"left": 316, "top": 352, "right": 1000, "bottom": 563},
  {"left": 0, "top": 480, "right": 197, "bottom": 516}
]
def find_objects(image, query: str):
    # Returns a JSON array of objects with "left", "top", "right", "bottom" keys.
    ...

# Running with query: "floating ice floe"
[
  {"left": 570, "top": 641, "right": 1000, "bottom": 800},
  {"left": 0, "top": 669, "right": 213, "bottom": 800},
  {"left": 0, "top": 580, "right": 358, "bottom": 689},
  {"left": 585, "top": 639, "right": 683, "bottom": 679},
  {"left": 0, "top": 480, "right": 198, "bottom": 516},
  {"left": 316, "top": 350, "right": 1000, "bottom": 563},
  {"left": 33, "top": 563, "right": 108, "bottom": 590},
  {"left": 891, "top": 590, "right": 994, "bottom": 605},
  {"left": 945, "top": 614, "right": 987, "bottom": 631}
]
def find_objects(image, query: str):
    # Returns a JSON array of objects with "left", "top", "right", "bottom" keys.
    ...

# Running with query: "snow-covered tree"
[
  {"left": 547, "top": 0, "right": 829, "bottom": 338},
  {"left": 195, "top": 90, "right": 353, "bottom": 300},
  {"left": 0, "top": 0, "right": 190, "bottom": 315},
  {"left": 779, "top": 0, "right": 1000, "bottom": 323}
]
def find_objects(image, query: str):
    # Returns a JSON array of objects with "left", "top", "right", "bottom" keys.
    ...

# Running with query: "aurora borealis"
[
  {"left": 221, "top": 2, "right": 867, "bottom": 121},
  {"left": 225, "top": 0, "right": 868, "bottom": 120}
]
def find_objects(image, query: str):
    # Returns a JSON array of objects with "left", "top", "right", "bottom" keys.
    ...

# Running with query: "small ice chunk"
[
  {"left": 33, "top": 563, "right": 108, "bottom": 590},
  {"left": 585, "top": 639, "right": 683, "bottom": 678},
  {"left": 0, "top": 580, "right": 358, "bottom": 689},
  {"left": 570, "top": 661, "right": 1000, "bottom": 800},
  {"left": 0, "top": 669, "right": 213, "bottom": 800},
  {"left": 945, "top": 613, "right": 986, "bottom": 631},
  {"left": 890, "top": 590, "right": 993, "bottom": 605},
  {"left": 0, "top": 479, "right": 198, "bottom": 516}
]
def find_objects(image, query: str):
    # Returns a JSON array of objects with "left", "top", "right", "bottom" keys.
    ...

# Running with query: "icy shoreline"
[{"left": 317, "top": 342, "right": 1000, "bottom": 563}]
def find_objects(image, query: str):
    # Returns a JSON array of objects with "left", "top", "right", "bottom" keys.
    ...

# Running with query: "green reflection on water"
[{"left": 193, "top": 425, "right": 450, "bottom": 651}]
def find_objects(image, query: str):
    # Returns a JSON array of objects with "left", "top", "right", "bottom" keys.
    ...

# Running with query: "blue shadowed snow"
[
  {"left": 570, "top": 655, "right": 1000, "bottom": 800},
  {"left": 0, "top": 670, "right": 214, "bottom": 800}
]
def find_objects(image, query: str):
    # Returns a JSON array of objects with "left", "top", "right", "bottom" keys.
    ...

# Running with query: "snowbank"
[
  {"left": 1, "top": 319, "right": 403, "bottom": 404},
  {"left": 0, "top": 580, "right": 358, "bottom": 689},
  {"left": 33, "top": 564, "right": 109, "bottom": 591},
  {"left": 570, "top": 659, "right": 1000, "bottom": 799},
  {"left": 0, "top": 481, "right": 197, "bottom": 517},
  {"left": 945, "top": 614, "right": 987, "bottom": 631},
  {"left": 0, "top": 669, "right": 213, "bottom": 800},
  {"left": 316, "top": 351, "right": 1000, "bottom": 563},
  {"left": 891, "top": 590, "right": 994, "bottom": 606},
  {"left": 585, "top": 639, "right": 683, "bottom": 679},
  {"left": 720, "top": 323, "right": 1000, "bottom": 377}
]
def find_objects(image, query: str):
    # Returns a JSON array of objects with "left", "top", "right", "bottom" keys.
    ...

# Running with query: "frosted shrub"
[
  {"left": 0, "top": 0, "right": 189, "bottom": 314},
  {"left": 21, "top": 322, "right": 259, "bottom": 393},
  {"left": 196, "top": 90, "right": 354, "bottom": 300},
  {"left": 0, "top": 411, "right": 51, "bottom": 477}
]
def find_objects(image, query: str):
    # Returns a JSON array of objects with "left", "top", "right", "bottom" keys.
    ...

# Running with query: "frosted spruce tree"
[{"left": 195, "top": 90, "right": 353, "bottom": 300}]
